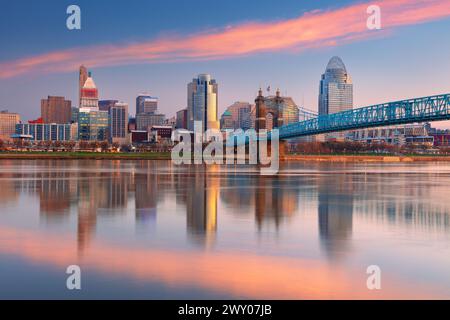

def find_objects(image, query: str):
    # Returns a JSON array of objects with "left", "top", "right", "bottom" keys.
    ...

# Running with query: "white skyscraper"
[{"left": 187, "top": 74, "right": 219, "bottom": 131}]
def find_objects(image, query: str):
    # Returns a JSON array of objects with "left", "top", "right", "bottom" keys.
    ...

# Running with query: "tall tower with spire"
[{"left": 79, "top": 65, "right": 88, "bottom": 108}]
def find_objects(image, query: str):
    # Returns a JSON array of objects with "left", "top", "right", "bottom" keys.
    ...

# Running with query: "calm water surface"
[{"left": 0, "top": 159, "right": 449, "bottom": 299}]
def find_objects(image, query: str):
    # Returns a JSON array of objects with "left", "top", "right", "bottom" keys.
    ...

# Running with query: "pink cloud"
[{"left": 0, "top": 0, "right": 449, "bottom": 79}]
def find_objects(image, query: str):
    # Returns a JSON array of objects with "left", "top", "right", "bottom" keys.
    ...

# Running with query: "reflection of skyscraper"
[
  {"left": 186, "top": 171, "right": 218, "bottom": 247},
  {"left": 187, "top": 74, "right": 219, "bottom": 131},
  {"left": 135, "top": 172, "right": 157, "bottom": 226},
  {"left": 317, "top": 175, "right": 354, "bottom": 260},
  {"left": 254, "top": 176, "right": 298, "bottom": 230},
  {"left": 39, "top": 171, "right": 73, "bottom": 218}
]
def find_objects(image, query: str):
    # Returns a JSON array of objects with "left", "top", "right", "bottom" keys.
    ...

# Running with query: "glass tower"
[
  {"left": 318, "top": 56, "right": 353, "bottom": 116},
  {"left": 187, "top": 74, "right": 219, "bottom": 131}
]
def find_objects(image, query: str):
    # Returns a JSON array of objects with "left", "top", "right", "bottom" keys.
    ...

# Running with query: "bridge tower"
[{"left": 254, "top": 88, "right": 287, "bottom": 159}]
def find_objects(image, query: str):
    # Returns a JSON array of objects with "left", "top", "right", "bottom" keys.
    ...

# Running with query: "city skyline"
[{"left": 0, "top": 0, "right": 449, "bottom": 129}]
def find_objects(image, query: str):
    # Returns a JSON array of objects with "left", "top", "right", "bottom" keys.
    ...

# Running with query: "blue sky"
[{"left": 0, "top": 0, "right": 449, "bottom": 128}]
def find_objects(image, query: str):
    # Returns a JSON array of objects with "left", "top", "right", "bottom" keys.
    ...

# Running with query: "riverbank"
[
  {"left": 1, "top": 151, "right": 450, "bottom": 162},
  {"left": 284, "top": 154, "right": 450, "bottom": 162},
  {"left": 0, "top": 151, "right": 171, "bottom": 160}
]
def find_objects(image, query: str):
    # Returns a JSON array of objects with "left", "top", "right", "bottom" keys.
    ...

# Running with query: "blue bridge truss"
[{"left": 279, "top": 93, "right": 450, "bottom": 139}]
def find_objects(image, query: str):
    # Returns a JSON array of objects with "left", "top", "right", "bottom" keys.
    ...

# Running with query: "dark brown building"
[{"left": 41, "top": 96, "right": 72, "bottom": 124}]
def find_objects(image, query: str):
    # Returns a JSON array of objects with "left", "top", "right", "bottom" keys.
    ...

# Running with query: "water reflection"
[{"left": 0, "top": 160, "right": 450, "bottom": 298}]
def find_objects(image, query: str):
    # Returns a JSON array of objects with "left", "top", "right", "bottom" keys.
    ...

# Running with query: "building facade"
[
  {"left": 187, "top": 74, "right": 219, "bottom": 131},
  {"left": 136, "top": 95, "right": 158, "bottom": 115},
  {"left": 221, "top": 102, "right": 254, "bottom": 130},
  {"left": 109, "top": 102, "right": 129, "bottom": 145},
  {"left": 16, "top": 123, "right": 77, "bottom": 141},
  {"left": 78, "top": 109, "right": 109, "bottom": 141},
  {"left": 176, "top": 109, "right": 188, "bottom": 129},
  {"left": 41, "top": 96, "right": 72, "bottom": 124},
  {"left": 318, "top": 56, "right": 353, "bottom": 115},
  {"left": 349, "top": 124, "right": 434, "bottom": 146},
  {"left": 0, "top": 111, "right": 20, "bottom": 141},
  {"left": 99, "top": 100, "right": 119, "bottom": 112},
  {"left": 220, "top": 110, "right": 234, "bottom": 130},
  {"left": 136, "top": 113, "right": 165, "bottom": 131},
  {"left": 80, "top": 72, "right": 99, "bottom": 111}
]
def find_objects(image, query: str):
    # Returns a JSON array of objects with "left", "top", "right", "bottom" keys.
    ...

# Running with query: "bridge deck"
[{"left": 279, "top": 93, "right": 450, "bottom": 139}]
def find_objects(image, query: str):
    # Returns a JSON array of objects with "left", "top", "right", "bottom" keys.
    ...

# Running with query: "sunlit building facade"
[
  {"left": 0, "top": 111, "right": 20, "bottom": 142},
  {"left": 41, "top": 96, "right": 72, "bottom": 124},
  {"left": 187, "top": 74, "right": 219, "bottom": 131}
]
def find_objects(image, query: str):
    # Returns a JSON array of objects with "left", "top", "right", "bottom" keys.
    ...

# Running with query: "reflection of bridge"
[{"left": 278, "top": 93, "right": 450, "bottom": 139}]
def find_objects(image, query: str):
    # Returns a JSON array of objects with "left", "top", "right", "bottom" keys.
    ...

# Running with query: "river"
[{"left": 0, "top": 159, "right": 449, "bottom": 299}]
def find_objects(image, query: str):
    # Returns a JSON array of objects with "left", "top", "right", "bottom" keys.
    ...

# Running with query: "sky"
[{"left": 0, "top": 0, "right": 450, "bottom": 127}]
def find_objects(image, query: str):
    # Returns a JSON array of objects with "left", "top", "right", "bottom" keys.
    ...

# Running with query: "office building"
[
  {"left": 136, "top": 113, "right": 165, "bottom": 131},
  {"left": 0, "top": 111, "right": 20, "bottom": 142},
  {"left": 319, "top": 56, "right": 353, "bottom": 115},
  {"left": 318, "top": 56, "right": 353, "bottom": 140},
  {"left": 136, "top": 95, "right": 158, "bottom": 115},
  {"left": 221, "top": 102, "right": 253, "bottom": 130},
  {"left": 99, "top": 100, "right": 119, "bottom": 112},
  {"left": 78, "top": 109, "right": 109, "bottom": 141},
  {"left": 109, "top": 102, "right": 129, "bottom": 145},
  {"left": 16, "top": 123, "right": 77, "bottom": 141},
  {"left": 41, "top": 96, "right": 72, "bottom": 124},
  {"left": 220, "top": 110, "right": 234, "bottom": 130},
  {"left": 176, "top": 108, "right": 188, "bottom": 129},
  {"left": 187, "top": 74, "right": 219, "bottom": 131}
]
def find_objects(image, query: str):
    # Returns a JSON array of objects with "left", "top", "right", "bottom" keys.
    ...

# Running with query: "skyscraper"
[
  {"left": 187, "top": 74, "right": 219, "bottom": 131},
  {"left": 318, "top": 56, "right": 353, "bottom": 140},
  {"left": 79, "top": 65, "right": 88, "bottom": 107},
  {"left": 41, "top": 96, "right": 72, "bottom": 124},
  {"left": 80, "top": 72, "right": 99, "bottom": 111},
  {"left": 318, "top": 56, "right": 353, "bottom": 115},
  {"left": 109, "top": 102, "right": 129, "bottom": 145},
  {"left": 136, "top": 95, "right": 158, "bottom": 115}
]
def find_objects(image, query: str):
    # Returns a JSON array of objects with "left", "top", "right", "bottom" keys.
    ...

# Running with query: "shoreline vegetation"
[{"left": 1, "top": 151, "right": 450, "bottom": 162}]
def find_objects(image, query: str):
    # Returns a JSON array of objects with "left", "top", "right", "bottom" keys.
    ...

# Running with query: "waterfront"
[{"left": 0, "top": 160, "right": 450, "bottom": 299}]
